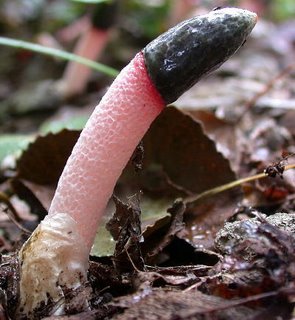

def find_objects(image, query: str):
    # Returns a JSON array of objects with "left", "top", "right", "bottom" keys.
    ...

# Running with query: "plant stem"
[{"left": 185, "top": 163, "right": 295, "bottom": 205}]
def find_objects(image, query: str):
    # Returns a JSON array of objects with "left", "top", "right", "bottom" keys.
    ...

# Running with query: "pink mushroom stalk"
[
  {"left": 17, "top": 8, "right": 257, "bottom": 318},
  {"left": 60, "top": 28, "right": 110, "bottom": 98},
  {"left": 59, "top": 1, "right": 118, "bottom": 98}
]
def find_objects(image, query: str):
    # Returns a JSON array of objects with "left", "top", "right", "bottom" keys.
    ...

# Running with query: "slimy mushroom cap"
[{"left": 143, "top": 8, "right": 257, "bottom": 104}]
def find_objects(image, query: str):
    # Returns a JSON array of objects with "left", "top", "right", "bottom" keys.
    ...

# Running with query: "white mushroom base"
[{"left": 17, "top": 213, "right": 89, "bottom": 318}]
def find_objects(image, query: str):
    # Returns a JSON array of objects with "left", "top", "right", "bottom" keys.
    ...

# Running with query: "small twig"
[
  {"left": 0, "top": 192, "right": 31, "bottom": 235},
  {"left": 245, "top": 63, "right": 295, "bottom": 110},
  {"left": 3, "top": 209, "right": 31, "bottom": 235},
  {"left": 236, "top": 63, "right": 295, "bottom": 123},
  {"left": 0, "top": 192, "right": 20, "bottom": 221},
  {"left": 125, "top": 247, "right": 142, "bottom": 273},
  {"left": 181, "top": 287, "right": 295, "bottom": 317},
  {"left": 49, "top": 284, "right": 91, "bottom": 316},
  {"left": 184, "top": 163, "right": 295, "bottom": 205},
  {"left": 98, "top": 286, "right": 111, "bottom": 295}
]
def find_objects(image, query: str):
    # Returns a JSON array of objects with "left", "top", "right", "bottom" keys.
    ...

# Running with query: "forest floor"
[{"left": 1, "top": 2, "right": 295, "bottom": 319}]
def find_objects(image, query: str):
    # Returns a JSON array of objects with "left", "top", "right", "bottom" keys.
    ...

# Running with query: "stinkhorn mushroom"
[
  {"left": 59, "top": 1, "right": 118, "bottom": 98},
  {"left": 17, "top": 8, "right": 257, "bottom": 318}
]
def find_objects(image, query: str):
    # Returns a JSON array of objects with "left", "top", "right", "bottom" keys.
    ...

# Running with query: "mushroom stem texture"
[
  {"left": 51, "top": 52, "right": 165, "bottom": 250},
  {"left": 18, "top": 8, "right": 257, "bottom": 318}
]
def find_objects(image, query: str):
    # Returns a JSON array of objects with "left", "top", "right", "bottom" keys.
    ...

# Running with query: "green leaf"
[
  {"left": 40, "top": 114, "right": 88, "bottom": 134},
  {"left": 0, "top": 135, "right": 34, "bottom": 164},
  {"left": 91, "top": 224, "right": 116, "bottom": 257},
  {"left": 90, "top": 196, "right": 172, "bottom": 257}
]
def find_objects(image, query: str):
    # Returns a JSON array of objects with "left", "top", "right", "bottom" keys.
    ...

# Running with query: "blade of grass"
[{"left": 0, "top": 36, "right": 119, "bottom": 78}]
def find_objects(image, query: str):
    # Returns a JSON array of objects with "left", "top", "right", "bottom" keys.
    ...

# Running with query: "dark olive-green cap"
[{"left": 143, "top": 8, "right": 257, "bottom": 104}]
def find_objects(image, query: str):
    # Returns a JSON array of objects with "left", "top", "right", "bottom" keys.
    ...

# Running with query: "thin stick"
[
  {"left": 184, "top": 163, "right": 295, "bottom": 205},
  {"left": 0, "top": 191, "right": 21, "bottom": 221},
  {"left": 182, "top": 287, "right": 295, "bottom": 317},
  {"left": 0, "top": 192, "right": 31, "bottom": 235},
  {"left": 245, "top": 63, "right": 295, "bottom": 110}
]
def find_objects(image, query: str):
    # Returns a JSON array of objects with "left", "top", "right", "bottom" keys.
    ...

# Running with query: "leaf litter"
[{"left": 1, "top": 5, "right": 295, "bottom": 319}]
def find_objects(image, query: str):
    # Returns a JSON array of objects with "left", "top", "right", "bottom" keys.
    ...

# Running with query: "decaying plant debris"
[{"left": 1, "top": 1, "right": 295, "bottom": 319}]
